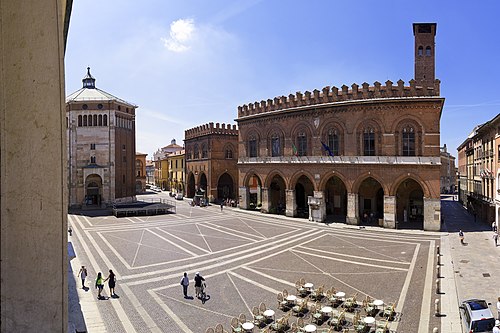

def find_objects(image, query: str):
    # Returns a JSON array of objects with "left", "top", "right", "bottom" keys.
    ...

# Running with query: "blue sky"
[{"left": 65, "top": 0, "right": 500, "bottom": 159}]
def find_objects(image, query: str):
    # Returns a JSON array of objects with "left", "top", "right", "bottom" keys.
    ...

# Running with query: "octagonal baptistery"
[{"left": 236, "top": 23, "right": 443, "bottom": 231}]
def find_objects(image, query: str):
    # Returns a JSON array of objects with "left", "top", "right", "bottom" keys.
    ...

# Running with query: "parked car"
[
  {"left": 459, "top": 299, "right": 495, "bottom": 333},
  {"left": 175, "top": 194, "right": 183, "bottom": 200}
]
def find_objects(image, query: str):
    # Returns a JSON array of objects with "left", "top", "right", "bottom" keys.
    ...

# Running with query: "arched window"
[
  {"left": 90, "top": 156, "right": 96, "bottom": 163},
  {"left": 201, "top": 144, "right": 208, "bottom": 158},
  {"left": 83, "top": 115, "right": 87, "bottom": 126},
  {"left": 327, "top": 129, "right": 339, "bottom": 156},
  {"left": 297, "top": 131, "right": 307, "bottom": 156},
  {"left": 248, "top": 135, "right": 257, "bottom": 157},
  {"left": 93, "top": 114, "right": 97, "bottom": 126},
  {"left": 226, "top": 148, "right": 233, "bottom": 159},
  {"left": 98, "top": 114, "right": 102, "bottom": 126},
  {"left": 271, "top": 133, "right": 281, "bottom": 157},
  {"left": 402, "top": 125, "right": 416, "bottom": 156},
  {"left": 425, "top": 46, "right": 431, "bottom": 56},
  {"left": 78, "top": 115, "right": 82, "bottom": 126},
  {"left": 363, "top": 127, "right": 375, "bottom": 156},
  {"left": 418, "top": 46, "right": 423, "bottom": 56},
  {"left": 194, "top": 145, "right": 199, "bottom": 159},
  {"left": 103, "top": 115, "right": 108, "bottom": 126}
]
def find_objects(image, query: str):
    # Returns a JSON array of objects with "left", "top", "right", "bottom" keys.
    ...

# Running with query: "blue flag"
[{"left": 321, "top": 141, "right": 334, "bottom": 157}]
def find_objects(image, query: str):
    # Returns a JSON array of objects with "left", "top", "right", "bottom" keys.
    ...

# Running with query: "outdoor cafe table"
[
  {"left": 334, "top": 291, "right": 346, "bottom": 300},
  {"left": 263, "top": 309, "right": 275, "bottom": 322},
  {"left": 304, "top": 324, "right": 317, "bottom": 332},
  {"left": 286, "top": 295, "right": 297, "bottom": 304},
  {"left": 363, "top": 316, "right": 376, "bottom": 325},
  {"left": 304, "top": 282, "right": 314, "bottom": 290},
  {"left": 321, "top": 306, "right": 333, "bottom": 316},
  {"left": 373, "top": 299, "right": 384, "bottom": 310},
  {"left": 242, "top": 322, "right": 254, "bottom": 332}
]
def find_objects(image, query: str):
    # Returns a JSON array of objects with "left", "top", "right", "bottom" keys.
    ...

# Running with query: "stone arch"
[
  {"left": 264, "top": 170, "right": 288, "bottom": 189},
  {"left": 222, "top": 142, "right": 236, "bottom": 159},
  {"left": 354, "top": 118, "right": 384, "bottom": 156},
  {"left": 268, "top": 173, "right": 286, "bottom": 215},
  {"left": 395, "top": 178, "right": 425, "bottom": 229},
  {"left": 294, "top": 174, "right": 315, "bottom": 218},
  {"left": 390, "top": 174, "right": 431, "bottom": 198},
  {"left": 352, "top": 172, "right": 388, "bottom": 194},
  {"left": 85, "top": 174, "right": 102, "bottom": 206},
  {"left": 357, "top": 176, "right": 385, "bottom": 224},
  {"left": 322, "top": 175, "right": 348, "bottom": 221},
  {"left": 319, "top": 171, "right": 351, "bottom": 193},
  {"left": 217, "top": 172, "right": 234, "bottom": 201},
  {"left": 245, "top": 172, "right": 263, "bottom": 209},
  {"left": 289, "top": 171, "right": 317, "bottom": 191},
  {"left": 186, "top": 172, "right": 196, "bottom": 198}
]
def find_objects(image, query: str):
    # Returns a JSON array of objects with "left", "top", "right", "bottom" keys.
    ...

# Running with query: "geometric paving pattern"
[{"left": 69, "top": 201, "right": 441, "bottom": 332}]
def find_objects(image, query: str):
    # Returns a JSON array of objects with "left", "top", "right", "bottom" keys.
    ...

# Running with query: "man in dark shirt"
[{"left": 194, "top": 272, "right": 205, "bottom": 299}]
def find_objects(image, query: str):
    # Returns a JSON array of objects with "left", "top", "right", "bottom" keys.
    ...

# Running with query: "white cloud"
[{"left": 162, "top": 18, "right": 195, "bottom": 52}]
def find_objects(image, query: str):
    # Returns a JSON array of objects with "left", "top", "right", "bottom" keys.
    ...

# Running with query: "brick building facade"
[
  {"left": 235, "top": 23, "right": 444, "bottom": 230},
  {"left": 66, "top": 68, "right": 137, "bottom": 207},
  {"left": 184, "top": 123, "right": 238, "bottom": 204},
  {"left": 440, "top": 144, "right": 456, "bottom": 194}
]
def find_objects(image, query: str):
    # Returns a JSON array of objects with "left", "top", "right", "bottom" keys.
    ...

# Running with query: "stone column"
[
  {"left": 257, "top": 185, "right": 262, "bottom": 205},
  {"left": 347, "top": 192, "right": 359, "bottom": 225},
  {"left": 424, "top": 198, "right": 441, "bottom": 231},
  {"left": 1, "top": 1, "right": 69, "bottom": 331},
  {"left": 239, "top": 186, "right": 249, "bottom": 209},
  {"left": 309, "top": 191, "right": 326, "bottom": 222},
  {"left": 286, "top": 189, "right": 296, "bottom": 217},
  {"left": 261, "top": 187, "right": 270, "bottom": 213},
  {"left": 383, "top": 195, "right": 396, "bottom": 229}
]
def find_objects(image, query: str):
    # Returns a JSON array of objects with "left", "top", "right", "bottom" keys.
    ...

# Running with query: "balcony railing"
[{"left": 238, "top": 155, "right": 441, "bottom": 165}]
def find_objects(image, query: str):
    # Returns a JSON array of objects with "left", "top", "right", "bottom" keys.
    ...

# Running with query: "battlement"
[
  {"left": 185, "top": 122, "right": 238, "bottom": 140},
  {"left": 237, "top": 79, "right": 441, "bottom": 118}
]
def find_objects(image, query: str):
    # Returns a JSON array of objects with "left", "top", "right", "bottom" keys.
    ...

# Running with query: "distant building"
[
  {"left": 167, "top": 149, "right": 185, "bottom": 194},
  {"left": 146, "top": 159, "right": 155, "bottom": 185},
  {"left": 235, "top": 23, "right": 443, "bottom": 230},
  {"left": 136, "top": 153, "right": 147, "bottom": 193},
  {"left": 184, "top": 123, "right": 238, "bottom": 204},
  {"left": 66, "top": 68, "right": 137, "bottom": 207},
  {"left": 457, "top": 114, "right": 499, "bottom": 225},
  {"left": 440, "top": 144, "right": 456, "bottom": 193},
  {"left": 153, "top": 139, "right": 183, "bottom": 190}
]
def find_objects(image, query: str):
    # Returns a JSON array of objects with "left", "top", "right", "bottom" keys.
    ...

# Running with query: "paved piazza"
[{"left": 69, "top": 197, "right": 442, "bottom": 333}]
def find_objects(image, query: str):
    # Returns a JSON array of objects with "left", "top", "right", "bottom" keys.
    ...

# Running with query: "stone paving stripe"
[
  {"left": 203, "top": 221, "right": 265, "bottom": 241},
  {"left": 390, "top": 243, "right": 420, "bottom": 332},
  {"left": 234, "top": 215, "right": 267, "bottom": 238},
  {"left": 241, "top": 266, "right": 297, "bottom": 288},
  {"left": 148, "top": 290, "right": 194, "bottom": 333},
  {"left": 292, "top": 248, "right": 408, "bottom": 271},
  {"left": 147, "top": 229, "right": 199, "bottom": 256},
  {"left": 122, "top": 228, "right": 318, "bottom": 282},
  {"left": 120, "top": 284, "right": 163, "bottom": 333},
  {"left": 440, "top": 234, "right": 461, "bottom": 332},
  {"left": 228, "top": 271, "right": 282, "bottom": 294},
  {"left": 131, "top": 229, "right": 147, "bottom": 267},
  {"left": 132, "top": 229, "right": 324, "bottom": 286},
  {"left": 155, "top": 227, "right": 212, "bottom": 254},
  {"left": 418, "top": 240, "right": 436, "bottom": 333},
  {"left": 226, "top": 272, "right": 253, "bottom": 314},
  {"left": 299, "top": 245, "right": 411, "bottom": 265}
]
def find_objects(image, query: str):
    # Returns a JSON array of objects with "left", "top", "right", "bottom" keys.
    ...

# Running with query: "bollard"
[
  {"left": 433, "top": 328, "right": 439, "bottom": 333},
  {"left": 437, "top": 265, "right": 441, "bottom": 278},
  {"left": 437, "top": 245, "right": 440, "bottom": 255},
  {"left": 437, "top": 254, "right": 441, "bottom": 266},
  {"left": 434, "top": 299, "right": 440, "bottom": 316},
  {"left": 436, "top": 279, "right": 440, "bottom": 294}
]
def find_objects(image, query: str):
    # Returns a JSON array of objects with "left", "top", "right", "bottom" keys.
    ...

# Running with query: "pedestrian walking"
[
  {"left": 494, "top": 233, "right": 499, "bottom": 247},
  {"left": 103, "top": 269, "right": 116, "bottom": 297},
  {"left": 493, "top": 221, "right": 498, "bottom": 232},
  {"left": 459, "top": 230, "right": 465, "bottom": 245},
  {"left": 220, "top": 202, "right": 224, "bottom": 211},
  {"left": 194, "top": 272, "right": 205, "bottom": 299},
  {"left": 95, "top": 272, "right": 105, "bottom": 300},
  {"left": 497, "top": 297, "right": 500, "bottom": 320},
  {"left": 77, "top": 265, "right": 88, "bottom": 289},
  {"left": 180, "top": 272, "right": 189, "bottom": 298},
  {"left": 493, "top": 320, "right": 500, "bottom": 333}
]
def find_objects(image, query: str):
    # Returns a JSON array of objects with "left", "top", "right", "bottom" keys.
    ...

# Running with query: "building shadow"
[{"left": 68, "top": 261, "right": 88, "bottom": 333}]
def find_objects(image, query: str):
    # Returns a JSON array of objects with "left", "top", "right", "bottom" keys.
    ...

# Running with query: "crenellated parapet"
[
  {"left": 237, "top": 79, "right": 441, "bottom": 118},
  {"left": 185, "top": 122, "right": 238, "bottom": 140}
]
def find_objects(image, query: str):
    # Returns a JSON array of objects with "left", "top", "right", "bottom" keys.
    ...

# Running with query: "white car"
[
  {"left": 459, "top": 299, "right": 495, "bottom": 333},
  {"left": 175, "top": 194, "right": 183, "bottom": 200}
]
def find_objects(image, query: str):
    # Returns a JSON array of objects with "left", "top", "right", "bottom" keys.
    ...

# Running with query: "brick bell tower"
[{"left": 413, "top": 23, "right": 437, "bottom": 87}]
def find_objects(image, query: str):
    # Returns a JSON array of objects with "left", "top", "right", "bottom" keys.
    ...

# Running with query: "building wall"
[
  {"left": 168, "top": 150, "right": 185, "bottom": 193},
  {"left": 1, "top": 1, "right": 69, "bottom": 331},
  {"left": 136, "top": 153, "right": 147, "bottom": 193}
]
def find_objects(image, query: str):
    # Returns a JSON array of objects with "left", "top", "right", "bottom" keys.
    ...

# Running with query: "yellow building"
[
  {"left": 136, "top": 152, "right": 147, "bottom": 193},
  {"left": 168, "top": 149, "right": 185, "bottom": 194}
]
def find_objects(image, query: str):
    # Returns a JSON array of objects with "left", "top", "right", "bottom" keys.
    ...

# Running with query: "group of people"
[
  {"left": 77, "top": 266, "right": 117, "bottom": 300},
  {"left": 180, "top": 272, "right": 206, "bottom": 300}
]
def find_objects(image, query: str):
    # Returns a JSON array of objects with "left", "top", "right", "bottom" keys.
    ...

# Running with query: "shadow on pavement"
[{"left": 441, "top": 200, "right": 492, "bottom": 233}]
